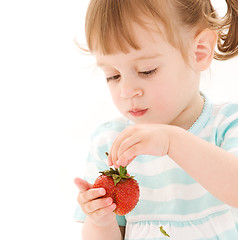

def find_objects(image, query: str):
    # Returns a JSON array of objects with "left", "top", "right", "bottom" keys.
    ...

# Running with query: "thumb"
[{"left": 74, "top": 177, "right": 93, "bottom": 192}]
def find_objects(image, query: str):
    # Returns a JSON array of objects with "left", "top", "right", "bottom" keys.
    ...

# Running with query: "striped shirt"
[{"left": 74, "top": 95, "right": 238, "bottom": 239}]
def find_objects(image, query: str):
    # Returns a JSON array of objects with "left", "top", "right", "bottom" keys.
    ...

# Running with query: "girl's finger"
[
  {"left": 109, "top": 127, "right": 134, "bottom": 165},
  {"left": 117, "top": 143, "right": 140, "bottom": 167},
  {"left": 84, "top": 197, "right": 113, "bottom": 213},
  {"left": 91, "top": 203, "right": 117, "bottom": 218},
  {"left": 117, "top": 134, "right": 141, "bottom": 159},
  {"left": 107, "top": 153, "right": 113, "bottom": 166},
  {"left": 74, "top": 178, "right": 93, "bottom": 192},
  {"left": 79, "top": 188, "right": 106, "bottom": 204}
]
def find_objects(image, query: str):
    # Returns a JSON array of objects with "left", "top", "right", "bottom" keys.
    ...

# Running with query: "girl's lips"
[{"left": 129, "top": 109, "right": 148, "bottom": 117}]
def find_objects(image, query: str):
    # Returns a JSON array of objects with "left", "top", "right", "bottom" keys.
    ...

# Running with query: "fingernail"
[
  {"left": 111, "top": 203, "right": 117, "bottom": 210},
  {"left": 107, "top": 155, "right": 112, "bottom": 165},
  {"left": 118, "top": 160, "right": 127, "bottom": 167},
  {"left": 99, "top": 188, "right": 106, "bottom": 195},
  {"left": 74, "top": 178, "right": 81, "bottom": 186},
  {"left": 74, "top": 178, "right": 79, "bottom": 184},
  {"left": 116, "top": 161, "right": 123, "bottom": 168}
]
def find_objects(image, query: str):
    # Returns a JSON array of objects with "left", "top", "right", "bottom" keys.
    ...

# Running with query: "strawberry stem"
[
  {"left": 101, "top": 153, "right": 134, "bottom": 185},
  {"left": 100, "top": 166, "right": 133, "bottom": 185}
]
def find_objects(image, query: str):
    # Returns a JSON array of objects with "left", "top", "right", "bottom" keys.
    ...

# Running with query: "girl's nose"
[
  {"left": 119, "top": 80, "right": 143, "bottom": 98},
  {"left": 120, "top": 78, "right": 143, "bottom": 98}
]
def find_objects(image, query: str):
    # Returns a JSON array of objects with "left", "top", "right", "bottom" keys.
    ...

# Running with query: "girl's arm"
[
  {"left": 82, "top": 217, "right": 124, "bottom": 240},
  {"left": 109, "top": 124, "right": 238, "bottom": 208},
  {"left": 168, "top": 126, "right": 238, "bottom": 208}
]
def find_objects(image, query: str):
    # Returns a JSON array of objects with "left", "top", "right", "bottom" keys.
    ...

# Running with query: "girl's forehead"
[
  {"left": 94, "top": 19, "right": 167, "bottom": 56},
  {"left": 94, "top": 27, "right": 173, "bottom": 67},
  {"left": 90, "top": 12, "right": 171, "bottom": 55}
]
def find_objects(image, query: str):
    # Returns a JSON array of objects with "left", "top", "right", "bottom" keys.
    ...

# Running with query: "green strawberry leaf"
[
  {"left": 101, "top": 152, "right": 135, "bottom": 185},
  {"left": 112, "top": 174, "right": 121, "bottom": 185}
]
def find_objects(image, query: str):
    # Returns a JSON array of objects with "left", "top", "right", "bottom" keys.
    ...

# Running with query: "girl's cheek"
[{"left": 110, "top": 89, "right": 120, "bottom": 103}]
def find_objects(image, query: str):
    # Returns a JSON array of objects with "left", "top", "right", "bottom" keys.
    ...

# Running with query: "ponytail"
[{"left": 214, "top": 0, "right": 238, "bottom": 60}]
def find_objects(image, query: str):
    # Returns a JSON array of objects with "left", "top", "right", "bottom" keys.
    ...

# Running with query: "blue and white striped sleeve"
[{"left": 217, "top": 104, "right": 238, "bottom": 157}]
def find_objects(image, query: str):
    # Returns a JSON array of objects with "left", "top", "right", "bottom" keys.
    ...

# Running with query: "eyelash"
[
  {"left": 139, "top": 68, "right": 158, "bottom": 77},
  {"left": 106, "top": 68, "right": 158, "bottom": 82},
  {"left": 106, "top": 75, "right": 120, "bottom": 82}
]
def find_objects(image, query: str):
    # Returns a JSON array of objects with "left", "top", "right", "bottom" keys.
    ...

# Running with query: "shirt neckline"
[{"left": 188, "top": 93, "right": 212, "bottom": 135}]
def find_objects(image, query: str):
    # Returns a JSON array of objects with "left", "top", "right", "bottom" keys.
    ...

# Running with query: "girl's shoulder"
[
  {"left": 210, "top": 101, "right": 238, "bottom": 123},
  {"left": 206, "top": 101, "right": 238, "bottom": 142},
  {"left": 212, "top": 101, "right": 238, "bottom": 116},
  {"left": 190, "top": 96, "right": 238, "bottom": 136}
]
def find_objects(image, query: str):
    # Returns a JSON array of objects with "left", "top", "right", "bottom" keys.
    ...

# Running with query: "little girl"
[{"left": 74, "top": 0, "right": 238, "bottom": 239}]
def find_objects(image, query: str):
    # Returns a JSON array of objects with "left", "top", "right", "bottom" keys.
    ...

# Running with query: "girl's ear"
[{"left": 193, "top": 28, "right": 218, "bottom": 71}]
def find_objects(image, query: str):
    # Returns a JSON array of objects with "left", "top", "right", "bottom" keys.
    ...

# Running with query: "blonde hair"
[{"left": 82, "top": 0, "right": 238, "bottom": 61}]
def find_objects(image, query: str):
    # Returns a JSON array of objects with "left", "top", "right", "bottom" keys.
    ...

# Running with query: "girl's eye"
[
  {"left": 106, "top": 74, "right": 120, "bottom": 82},
  {"left": 139, "top": 68, "right": 158, "bottom": 77}
]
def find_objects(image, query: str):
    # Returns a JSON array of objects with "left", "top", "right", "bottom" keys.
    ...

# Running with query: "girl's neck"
[{"left": 172, "top": 92, "right": 205, "bottom": 130}]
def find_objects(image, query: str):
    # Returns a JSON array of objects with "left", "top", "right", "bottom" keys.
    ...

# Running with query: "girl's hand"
[
  {"left": 108, "top": 124, "right": 171, "bottom": 168},
  {"left": 74, "top": 178, "right": 117, "bottom": 227}
]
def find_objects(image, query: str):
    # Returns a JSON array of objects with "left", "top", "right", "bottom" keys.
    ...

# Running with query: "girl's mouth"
[{"left": 129, "top": 109, "right": 148, "bottom": 117}]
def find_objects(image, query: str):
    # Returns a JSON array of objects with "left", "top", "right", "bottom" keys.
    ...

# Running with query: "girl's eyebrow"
[
  {"left": 97, "top": 62, "right": 108, "bottom": 67},
  {"left": 134, "top": 53, "right": 162, "bottom": 61},
  {"left": 97, "top": 53, "right": 162, "bottom": 67}
]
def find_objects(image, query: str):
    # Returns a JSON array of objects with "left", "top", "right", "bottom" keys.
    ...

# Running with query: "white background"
[{"left": 0, "top": 0, "right": 237, "bottom": 239}]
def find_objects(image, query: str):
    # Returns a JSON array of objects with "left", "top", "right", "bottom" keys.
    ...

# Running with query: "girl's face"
[{"left": 95, "top": 20, "right": 204, "bottom": 129}]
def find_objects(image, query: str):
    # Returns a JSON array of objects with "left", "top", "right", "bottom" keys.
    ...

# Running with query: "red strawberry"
[{"left": 93, "top": 165, "right": 140, "bottom": 215}]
